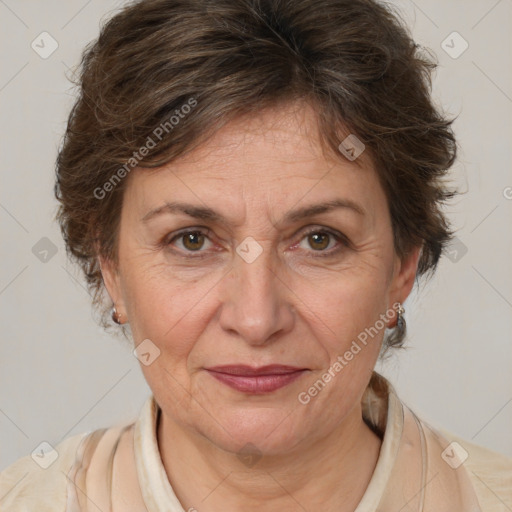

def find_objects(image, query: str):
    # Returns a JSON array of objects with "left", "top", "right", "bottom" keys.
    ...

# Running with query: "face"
[{"left": 101, "top": 101, "right": 420, "bottom": 456}]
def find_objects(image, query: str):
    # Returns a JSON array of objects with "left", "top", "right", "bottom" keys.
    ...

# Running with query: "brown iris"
[
  {"left": 308, "top": 232, "right": 330, "bottom": 251},
  {"left": 182, "top": 232, "right": 206, "bottom": 251}
]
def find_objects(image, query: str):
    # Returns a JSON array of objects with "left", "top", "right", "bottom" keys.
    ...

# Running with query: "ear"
[
  {"left": 388, "top": 244, "right": 422, "bottom": 317},
  {"left": 98, "top": 254, "right": 126, "bottom": 318}
]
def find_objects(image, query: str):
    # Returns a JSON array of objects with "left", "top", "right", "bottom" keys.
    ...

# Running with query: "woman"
[{"left": 1, "top": 0, "right": 510, "bottom": 510}]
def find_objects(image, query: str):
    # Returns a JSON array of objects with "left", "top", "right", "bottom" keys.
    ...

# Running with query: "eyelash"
[{"left": 165, "top": 227, "right": 349, "bottom": 259}]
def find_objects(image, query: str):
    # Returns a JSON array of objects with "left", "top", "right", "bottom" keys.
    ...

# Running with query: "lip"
[{"left": 205, "top": 365, "right": 308, "bottom": 393}]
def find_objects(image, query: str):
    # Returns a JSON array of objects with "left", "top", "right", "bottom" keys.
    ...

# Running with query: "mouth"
[{"left": 204, "top": 365, "right": 309, "bottom": 394}]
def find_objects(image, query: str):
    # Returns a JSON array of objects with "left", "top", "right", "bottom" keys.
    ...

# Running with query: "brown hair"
[{"left": 55, "top": 0, "right": 458, "bottom": 352}]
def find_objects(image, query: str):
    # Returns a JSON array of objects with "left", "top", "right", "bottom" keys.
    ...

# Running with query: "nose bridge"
[
  {"left": 237, "top": 244, "right": 276, "bottom": 303},
  {"left": 220, "top": 241, "right": 293, "bottom": 345}
]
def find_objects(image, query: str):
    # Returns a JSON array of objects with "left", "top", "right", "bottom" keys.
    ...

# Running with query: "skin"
[{"left": 101, "top": 100, "right": 421, "bottom": 512}]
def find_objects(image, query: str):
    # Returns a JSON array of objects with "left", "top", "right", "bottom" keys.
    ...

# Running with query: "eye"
[
  {"left": 167, "top": 228, "right": 213, "bottom": 255},
  {"left": 164, "top": 226, "right": 349, "bottom": 259},
  {"left": 297, "top": 227, "right": 348, "bottom": 256}
]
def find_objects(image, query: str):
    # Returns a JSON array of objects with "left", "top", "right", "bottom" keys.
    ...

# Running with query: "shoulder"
[
  {"left": 437, "top": 426, "right": 512, "bottom": 511},
  {"left": 0, "top": 432, "right": 90, "bottom": 511},
  {"left": 389, "top": 379, "right": 512, "bottom": 512}
]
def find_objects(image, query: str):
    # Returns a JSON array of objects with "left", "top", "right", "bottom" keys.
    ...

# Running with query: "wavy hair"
[{"left": 55, "top": 0, "right": 458, "bottom": 352}]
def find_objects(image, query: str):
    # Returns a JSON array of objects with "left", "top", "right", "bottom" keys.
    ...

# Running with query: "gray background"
[{"left": 1, "top": 0, "right": 511, "bottom": 473}]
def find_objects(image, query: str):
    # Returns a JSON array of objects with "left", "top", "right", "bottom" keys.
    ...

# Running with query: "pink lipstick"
[{"left": 205, "top": 365, "right": 307, "bottom": 393}]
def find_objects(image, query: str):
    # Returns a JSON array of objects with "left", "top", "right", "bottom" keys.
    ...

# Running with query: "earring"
[
  {"left": 396, "top": 303, "right": 405, "bottom": 329},
  {"left": 112, "top": 305, "right": 122, "bottom": 325}
]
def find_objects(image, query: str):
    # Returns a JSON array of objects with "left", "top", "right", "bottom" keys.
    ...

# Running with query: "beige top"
[{"left": 1, "top": 372, "right": 511, "bottom": 511}]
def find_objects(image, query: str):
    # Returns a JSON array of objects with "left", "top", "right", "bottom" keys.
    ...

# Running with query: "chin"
[{"left": 195, "top": 406, "right": 308, "bottom": 458}]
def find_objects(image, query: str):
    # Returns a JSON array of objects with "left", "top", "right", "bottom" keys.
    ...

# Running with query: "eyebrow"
[{"left": 141, "top": 198, "right": 365, "bottom": 225}]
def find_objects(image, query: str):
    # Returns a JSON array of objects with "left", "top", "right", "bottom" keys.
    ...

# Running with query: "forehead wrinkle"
[{"left": 177, "top": 105, "right": 322, "bottom": 167}]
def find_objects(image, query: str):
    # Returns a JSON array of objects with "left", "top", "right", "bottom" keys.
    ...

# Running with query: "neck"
[{"left": 157, "top": 404, "right": 382, "bottom": 512}]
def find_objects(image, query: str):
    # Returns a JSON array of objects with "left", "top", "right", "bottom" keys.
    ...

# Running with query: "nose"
[{"left": 217, "top": 243, "right": 295, "bottom": 347}]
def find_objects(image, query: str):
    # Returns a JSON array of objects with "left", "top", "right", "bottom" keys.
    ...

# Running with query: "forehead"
[
  {"left": 123, "top": 101, "right": 383, "bottom": 225},
  {"left": 164, "top": 101, "right": 369, "bottom": 174}
]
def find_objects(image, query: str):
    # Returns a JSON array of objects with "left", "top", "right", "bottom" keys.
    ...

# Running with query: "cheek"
[
  {"left": 122, "top": 265, "right": 214, "bottom": 409},
  {"left": 122, "top": 260, "right": 219, "bottom": 359},
  {"left": 295, "top": 262, "right": 390, "bottom": 352},
  {"left": 294, "top": 274, "right": 387, "bottom": 420},
  {"left": 340, "top": 279, "right": 389, "bottom": 342}
]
